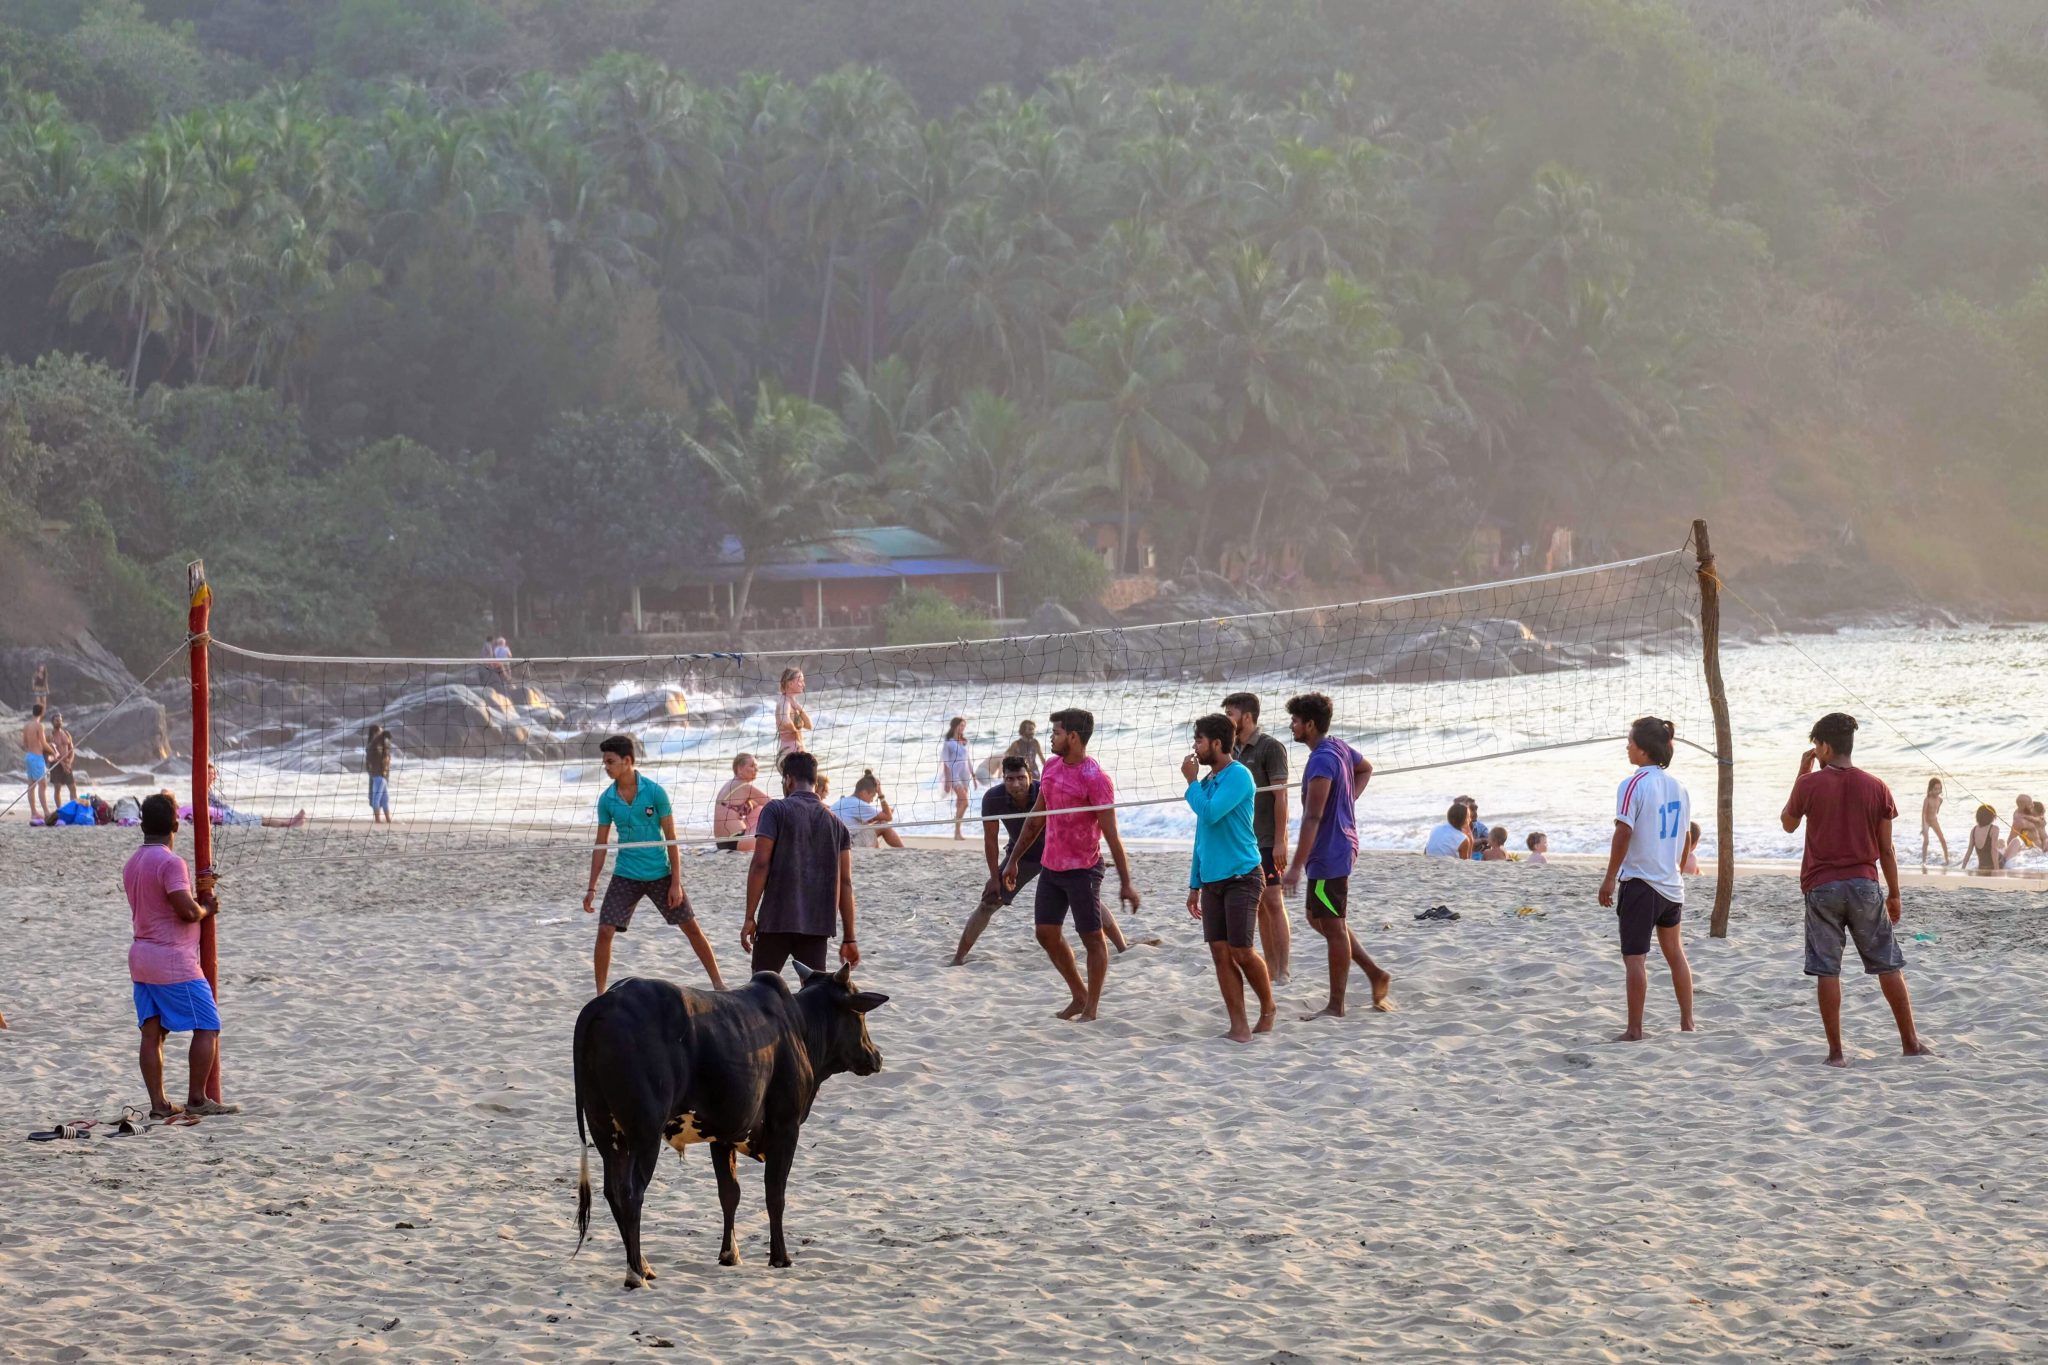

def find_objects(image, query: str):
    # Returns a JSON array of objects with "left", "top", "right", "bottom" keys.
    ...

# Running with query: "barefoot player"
[
  {"left": 1184, "top": 714, "right": 1274, "bottom": 1042},
  {"left": 953, "top": 755, "right": 1040, "bottom": 964},
  {"left": 1279, "top": 693, "right": 1393, "bottom": 1018},
  {"left": 1223, "top": 692, "right": 1291, "bottom": 984},
  {"left": 1596, "top": 717, "right": 1696, "bottom": 1041},
  {"left": 582, "top": 735, "right": 724, "bottom": 995},
  {"left": 1000, "top": 709, "right": 1142, "bottom": 1021}
]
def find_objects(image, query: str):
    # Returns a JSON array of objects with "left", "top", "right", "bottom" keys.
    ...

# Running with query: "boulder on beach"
[
  {"left": 371, "top": 683, "right": 549, "bottom": 759},
  {"left": 0, "top": 630, "right": 143, "bottom": 710},
  {"left": 77, "top": 697, "right": 173, "bottom": 765}
]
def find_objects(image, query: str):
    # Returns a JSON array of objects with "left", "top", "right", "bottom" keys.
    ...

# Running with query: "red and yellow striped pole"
[{"left": 188, "top": 560, "right": 222, "bottom": 1103}]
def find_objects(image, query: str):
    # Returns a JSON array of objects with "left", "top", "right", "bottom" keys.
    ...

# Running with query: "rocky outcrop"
[
  {"left": 0, "top": 628, "right": 144, "bottom": 710},
  {"left": 76, "top": 697, "right": 173, "bottom": 765},
  {"left": 369, "top": 683, "right": 563, "bottom": 760}
]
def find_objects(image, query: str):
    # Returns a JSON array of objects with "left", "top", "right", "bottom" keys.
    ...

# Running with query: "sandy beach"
[{"left": 4, "top": 827, "right": 2048, "bottom": 1362}]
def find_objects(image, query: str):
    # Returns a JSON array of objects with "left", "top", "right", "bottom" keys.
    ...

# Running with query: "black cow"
[{"left": 573, "top": 961, "right": 887, "bottom": 1286}]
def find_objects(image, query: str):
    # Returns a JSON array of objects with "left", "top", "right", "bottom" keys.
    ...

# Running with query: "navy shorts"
[
  {"left": 1258, "top": 846, "right": 1281, "bottom": 888},
  {"left": 979, "top": 858, "right": 1042, "bottom": 913},
  {"left": 1035, "top": 863, "right": 1106, "bottom": 936},
  {"left": 1803, "top": 878, "right": 1904, "bottom": 977},
  {"left": 598, "top": 874, "right": 693, "bottom": 931},
  {"left": 1617, "top": 879, "right": 1682, "bottom": 956}
]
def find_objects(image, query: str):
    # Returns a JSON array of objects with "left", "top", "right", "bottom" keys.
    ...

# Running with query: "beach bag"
[
  {"left": 92, "top": 796, "right": 114, "bottom": 824},
  {"left": 111, "top": 795, "right": 142, "bottom": 824},
  {"left": 55, "top": 800, "right": 94, "bottom": 826}
]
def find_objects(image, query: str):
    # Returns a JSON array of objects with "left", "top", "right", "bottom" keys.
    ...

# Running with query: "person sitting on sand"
[
  {"left": 833, "top": 770, "right": 905, "bottom": 849},
  {"left": 1920, "top": 779, "right": 1949, "bottom": 869},
  {"left": 954, "top": 756, "right": 1041, "bottom": 965},
  {"left": 713, "top": 753, "right": 770, "bottom": 852},
  {"left": 1423, "top": 803, "right": 1474, "bottom": 859},
  {"left": 775, "top": 668, "right": 812, "bottom": 756},
  {"left": 1280, "top": 692, "right": 1394, "bottom": 1019},
  {"left": 743, "top": 750, "right": 859, "bottom": 976},
  {"left": 202, "top": 764, "right": 307, "bottom": 828},
  {"left": 1525, "top": 831, "right": 1550, "bottom": 866},
  {"left": 1682, "top": 821, "right": 1702, "bottom": 876},
  {"left": 1598, "top": 717, "right": 1697, "bottom": 1042},
  {"left": 1182, "top": 713, "right": 1275, "bottom": 1043},
  {"left": 1482, "top": 826, "right": 1511, "bottom": 862},
  {"left": 127, "top": 793, "right": 240, "bottom": 1119},
  {"left": 581, "top": 735, "right": 723, "bottom": 996},
  {"left": 1457, "top": 794, "right": 1489, "bottom": 861},
  {"left": 998, "top": 708, "right": 1144, "bottom": 1022},
  {"left": 1781, "top": 712, "right": 1930, "bottom": 1066},
  {"left": 1967, "top": 804, "right": 2003, "bottom": 873}
]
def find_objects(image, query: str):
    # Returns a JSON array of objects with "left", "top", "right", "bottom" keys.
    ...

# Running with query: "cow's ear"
[{"left": 848, "top": 991, "right": 889, "bottom": 1014}]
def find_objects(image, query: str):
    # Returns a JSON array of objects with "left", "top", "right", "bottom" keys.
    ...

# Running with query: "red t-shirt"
[{"left": 1787, "top": 765, "right": 1897, "bottom": 893}]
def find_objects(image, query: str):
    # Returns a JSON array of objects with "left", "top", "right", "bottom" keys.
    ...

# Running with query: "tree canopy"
[{"left": 3, "top": 0, "right": 2046, "bottom": 662}]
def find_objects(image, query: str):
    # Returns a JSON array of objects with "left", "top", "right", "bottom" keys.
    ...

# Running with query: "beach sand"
[{"left": 4, "top": 827, "right": 2047, "bottom": 1361}]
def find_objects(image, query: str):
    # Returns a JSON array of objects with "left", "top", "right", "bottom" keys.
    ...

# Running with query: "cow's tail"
[{"left": 573, "top": 1000, "right": 595, "bottom": 1257}]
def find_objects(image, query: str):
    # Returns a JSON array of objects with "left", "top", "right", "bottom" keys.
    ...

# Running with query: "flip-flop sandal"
[{"left": 27, "top": 1123, "right": 92, "bottom": 1141}]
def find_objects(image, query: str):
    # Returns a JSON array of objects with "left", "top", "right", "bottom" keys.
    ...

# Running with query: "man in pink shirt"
[
  {"left": 126, "top": 794, "right": 239, "bottom": 1119},
  {"left": 1000, "top": 709, "right": 1143, "bottom": 1021}
]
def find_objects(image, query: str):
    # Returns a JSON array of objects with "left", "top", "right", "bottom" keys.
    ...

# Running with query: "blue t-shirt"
[
  {"left": 1186, "top": 761, "right": 1260, "bottom": 888},
  {"left": 1468, "top": 819, "right": 1490, "bottom": 861},
  {"left": 598, "top": 775, "right": 673, "bottom": 881},
  {"left": 1301, "top": 736, "right": 1361, "bottom": 880}
]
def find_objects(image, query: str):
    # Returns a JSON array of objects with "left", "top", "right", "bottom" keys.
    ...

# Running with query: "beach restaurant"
[{"left": 626, "top": 526, "right": 1006, "bottom": 634}]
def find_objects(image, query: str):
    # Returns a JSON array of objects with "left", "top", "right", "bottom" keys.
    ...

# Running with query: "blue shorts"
[
  {"left": 134, "top": 978, "right": 221, "bottom": 1032},
  {"left": 369, "top": 775, "right": 390, "bottom": 810},
  {"left": 25, "top": 753, "right": 47, "bottom": 782}
]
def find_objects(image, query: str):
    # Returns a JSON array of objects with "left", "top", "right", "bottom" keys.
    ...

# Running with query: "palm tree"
[
  {"left": 837, "top": 354, "right": 934, "bottom": 486},
  {"left": 688, "top": 382, "right": 851, "bottom": 622},
  {"left": 56, "top": 131, "right": 219, "bottom": 391},
  {"left": 1042, "top": 305, "right": 1214, "bottom": 572},
  {"left": 893, "top": 199, "right": 1059, "bottom": 399},
  {"left": 905, "top": 388, "right": 1092, "bottom": 563}
]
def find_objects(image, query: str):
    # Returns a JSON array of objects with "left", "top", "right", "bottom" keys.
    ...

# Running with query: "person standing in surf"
[
  {"left": 1596, "top": 717, "right": 1696, "bottom": 1041},
  {"left": 774, "top": 668, "right": 812, "bottom": 756}
]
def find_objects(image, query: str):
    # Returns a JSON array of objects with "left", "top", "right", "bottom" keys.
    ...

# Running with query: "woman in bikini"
[
  {"left": 774, "top": 668, "right": 812, "bottom": 756},
  {"left": 713, "top": 752, "right": 770, "bottom": 851},
  {"left": 1920, "top": 778, "right": 1949, "bottom": 870}
]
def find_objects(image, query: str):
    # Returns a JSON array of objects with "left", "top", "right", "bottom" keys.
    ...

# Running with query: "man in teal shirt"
[
  {"left": 1182, "top": 713, "right": 1274, "bottom": 1042},
  {"left": 581, "top": 734, "right": 725, "bottom": 995}
]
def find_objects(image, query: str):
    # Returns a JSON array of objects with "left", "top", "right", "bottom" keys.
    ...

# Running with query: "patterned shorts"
[{"left": 598, "top": 874, "right": 692, "bottom": 931}]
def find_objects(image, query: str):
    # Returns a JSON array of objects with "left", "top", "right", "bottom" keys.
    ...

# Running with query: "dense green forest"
[{"left": 3, "top": 0, "right": 2047, "bottom": 663}]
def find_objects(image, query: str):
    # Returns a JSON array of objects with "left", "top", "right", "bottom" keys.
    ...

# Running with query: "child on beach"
[
  {"left": 1482, "top": 827, "right": 1510, "bottom": 861},
  {"left": 1682, "top": 821, "right": 1702, "bottom": 876},
  {"left": 1597, "top": 717, "right": 1696, "bottom": 1042},
  {"left": 1921, "top": 779, "right": 1948, "bottom": 869},
  {"left": 1525, "top": 832, "right": 1549, "bottom": 865},
  {"left": 1968, "top": 804, "right": 2003, "bottom": 873}
]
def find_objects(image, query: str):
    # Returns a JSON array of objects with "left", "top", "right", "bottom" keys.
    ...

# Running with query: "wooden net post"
[
  {"left": 188, "top": 559, "right": 222, "bottom": 1102},
  {"left": 1693, "top": 521, "right": 1734, "bottom": 939}
]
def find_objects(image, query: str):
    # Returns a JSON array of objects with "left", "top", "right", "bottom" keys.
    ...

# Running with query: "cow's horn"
[{"left": 791, "top": 959, "right": 819, "bottom": 982}]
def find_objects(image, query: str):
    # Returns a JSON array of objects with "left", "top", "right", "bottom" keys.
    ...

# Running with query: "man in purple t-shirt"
[
  {"left": 1279, "top": 692, "right": 1394, "bottom": 1020},
  {"left": 125, "top": 793, "right": 240, "bottom": 1119},
  {"left": 1780, "top": 712, "right": 1931, "bottom": 1067}
]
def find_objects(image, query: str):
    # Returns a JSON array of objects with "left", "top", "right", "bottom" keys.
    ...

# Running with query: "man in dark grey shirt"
[
  {"left": 1225, "top": 692, "right": 1291, "bottom": 983},
  {"left": 743, "top": 750, "right": 858, "bottom": 975}
]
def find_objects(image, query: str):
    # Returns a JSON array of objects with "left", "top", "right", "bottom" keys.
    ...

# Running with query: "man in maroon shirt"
[{"left": 1780, "top": 712, "right": 1932, "bottom": 1067}]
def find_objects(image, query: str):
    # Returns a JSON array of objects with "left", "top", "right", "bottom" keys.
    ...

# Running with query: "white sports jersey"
[{"left": 1615, "top": 765, "right": 1691, "bottom": 903}]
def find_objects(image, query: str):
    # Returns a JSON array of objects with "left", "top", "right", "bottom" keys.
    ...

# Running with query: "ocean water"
[{"left": 147, "top": 623, "right": 2048, "bottom": 868}]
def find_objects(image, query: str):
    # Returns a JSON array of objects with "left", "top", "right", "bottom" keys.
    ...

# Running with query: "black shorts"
[
  {"left": 598, "top": 874, "right": 693, "bottom": 931},
  {"left": 752, "top": 932, "right": 829, "bottom": 975},
  {"left": 1034, "top": 863, "right": 1106, "bottom": 936},
  {"left": 978, "top": 859, "right": 1042, "bottom": 912},
  {"left": 1200, "top": 873, "right": 1262, "bottom": 948},
  {"left": 1616, "top": 879, "right": 1682, "bottom": 956},
  {"left": 1305, "top": 876, "right": 1348, "bottom": 920},
  {"left": 1258, "top": 846, "right": 1280, "bottom": 888}
]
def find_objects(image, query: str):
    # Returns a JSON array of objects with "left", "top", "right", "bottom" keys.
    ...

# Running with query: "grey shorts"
[
  {"left": 1803, "top": 878, "right": 1904, "bottom": 978},
  {"left": 599, "top": 874, "right": 693, "bottom": 932},
  {"left": 1199, "top": 873, "right": 1262, "bottom": 948}
]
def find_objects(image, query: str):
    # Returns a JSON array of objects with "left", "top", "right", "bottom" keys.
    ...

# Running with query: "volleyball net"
[{"left": 195, "top": 538, "right": 1719, "bottom": 869}]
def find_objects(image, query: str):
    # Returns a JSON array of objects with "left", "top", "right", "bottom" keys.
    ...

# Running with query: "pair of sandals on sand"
[
  {"left": 1415, "top": 904, "right": 1461, "bottom": 922},
  {"left": 27, "top": 1099, "right": 238, "bottom": 1141}
]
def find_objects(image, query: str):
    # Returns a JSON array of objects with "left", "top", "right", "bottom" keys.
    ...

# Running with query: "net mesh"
[{"left": 200, "top": 547, "right": 1710, "bottom": 862}]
